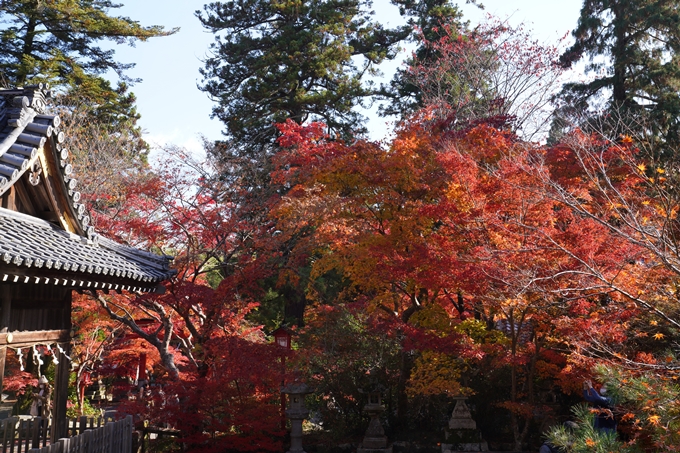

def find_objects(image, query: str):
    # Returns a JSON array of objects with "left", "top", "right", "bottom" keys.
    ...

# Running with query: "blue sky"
[{"left": 109, "top": 0, "right": 583, "bottom": 154}]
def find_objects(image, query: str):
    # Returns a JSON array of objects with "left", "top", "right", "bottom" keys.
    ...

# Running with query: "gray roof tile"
[
  {"left": 0, "top": 207, "right": 175, "bottom": 291},
  {"left": 0, "top": 85, "right": 175, "bottom": 291}
]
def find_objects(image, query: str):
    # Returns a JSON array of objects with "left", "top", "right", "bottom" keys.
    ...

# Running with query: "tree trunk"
[
  {"left": 611, "top": 2, "right": 628, "bottom": 106},
  {"left": 18, "top": 14, "right": 37, "bottom": 86},
  {"left": 396, "top": 347, "right": 410, "bottom": 429},
  {"left": 510, "top": 336, "right": 521, "bottom": 451}
]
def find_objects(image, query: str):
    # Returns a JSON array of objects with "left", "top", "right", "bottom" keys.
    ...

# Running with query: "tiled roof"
[
  {"left": 0, "top": 207, "right": 175, "bottom": 292},
  {"left": 0, "top": 85, "right": 89, "bottom": 233},
  {"left": 0, "top": 85, "right": 175, "bottom": 291}
]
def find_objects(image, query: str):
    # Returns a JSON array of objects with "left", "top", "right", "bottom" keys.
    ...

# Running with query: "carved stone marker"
[
  {"left": 449, "top": 398, "right": 477, "bottom": 430},
  {"left": 442, "top": 397, "right": 488, "bottom": 453}
]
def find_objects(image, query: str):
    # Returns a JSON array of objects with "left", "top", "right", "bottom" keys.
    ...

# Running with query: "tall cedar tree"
[
  {"left": 197, "top": 0, "right": 407, "bottom": 326},
  {"left": 0, "top": 0, "right": 177, "bottom": 146},
  {"left": 197, "top": 0, "right": 408, "bottom": 155},
  {"left": 558, "top": 0, "right": 680, "bottom": 148},
  {"left": 380, "top": 0, "right": 466, "bottom": 117}
]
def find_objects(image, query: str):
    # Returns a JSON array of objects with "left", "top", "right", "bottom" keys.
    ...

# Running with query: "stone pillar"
[{"left": 282, "top": 383, "right": 312, "bottom": 453}]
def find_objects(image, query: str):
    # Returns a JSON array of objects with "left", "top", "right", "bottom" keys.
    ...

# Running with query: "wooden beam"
[
  {"left": 0, "top": 265, "right": 163, "bottom": 294},
  {"left": 0, "top": 329, "right": 70, "bottom": 347},
  {"left": 1, "top": 286, "right": 11, "bottom": 330},
  {"left": 15, "top": 177, "right": 40, "bottom": 218},
  {"left": 39, "top": 142, "right": 81, "bottom": 235}
]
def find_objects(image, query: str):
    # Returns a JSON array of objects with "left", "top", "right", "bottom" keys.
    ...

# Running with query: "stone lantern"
[
  {"left": 358, "top": 385, "right": 392, "bottom": 453},
  {"left": 282, "top": 382, "right": 313, "bottom": 453}
]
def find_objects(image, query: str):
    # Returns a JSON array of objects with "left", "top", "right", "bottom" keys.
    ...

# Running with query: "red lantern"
[{"left": 272, "top": 327, "right": 292, "bottom": 350}]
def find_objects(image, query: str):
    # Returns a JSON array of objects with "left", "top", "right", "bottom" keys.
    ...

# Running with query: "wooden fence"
[
  {"left": 0, "top": 415, "right": 132, "bottom": 453},
  {"left": 139, "top": 424, "right": 180, "bottom": 453}
]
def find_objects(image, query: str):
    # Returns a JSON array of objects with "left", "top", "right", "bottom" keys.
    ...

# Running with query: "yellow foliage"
[
  {"left": 445, "top": 182, "right": 474, "bottom": 213},
  {"left": 406, "top": 351, "right": 470, "bottom": 397},
  {"left": 409, "top": 304, "right": 452, "bottom": 334},
  {"left": 453, "top": 319, "right": 508, "bottom": 345}
]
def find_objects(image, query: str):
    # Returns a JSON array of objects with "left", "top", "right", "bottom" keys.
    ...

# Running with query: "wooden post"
[
  {"left": 31, "top": 417, "right": 41, "bottom": 449},
  {"left": 51, "top": 290, "right": 71, "bottom": 443},
  {"left": 106, "top": 422, "right": 116, "bottom": 453},
  {"left": 20, "top": 418, "right": 29, "bottom": 452},
  {"left": 80, "top": 429, "right": 91, "bottom": 453},
  {"left": 51, "top": 342, "right": 71, "bottom": 441},
  {"left": 58, "top": 436, "right": 70, "bottom": 453},
  {"left": 1, "top": 186, "right": 16, "bottom": 211},
  {"left": 5, "top": 417, "right": 17, "bottom": 453},
  {"left": 41, "top": 417, "right": 50, "bottom": 448},
  {"left": 0, "top": 286, "right": 11, "bottom": 395}
]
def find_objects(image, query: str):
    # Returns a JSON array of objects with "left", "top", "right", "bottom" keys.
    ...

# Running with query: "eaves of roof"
[
  {"left": 0, "top": 84, "right": 176, "bottom": 292},
  {"left": 0, "top": 206, "right": 176, "bottom": 293}
]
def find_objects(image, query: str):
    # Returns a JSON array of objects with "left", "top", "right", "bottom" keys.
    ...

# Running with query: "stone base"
[
  {"left": 449, "top": 419, "right": 477, "bottom": 430},
  {"left": 358, "top": 446, "right": 392, "bottom": 453},
  {"left": 448, "top": 398, "right": 477, "bottom": 431},
  {"left": 444, "top": 428, "right": 485, "bottom": 443},
  {"left": 441, "top": 442, "right": 488, "bottom": 452},
  {"left": 443, "top": 426, "right": 488, "bottom": 452},
  {"left": 363, "top": 436, "right": 388, "bottom": 449}
]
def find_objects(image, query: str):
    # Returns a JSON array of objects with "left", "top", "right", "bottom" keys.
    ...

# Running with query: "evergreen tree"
[
  {"left": 196, "top": 0, "right": 408, "bottom": 155},
  {"left": 558, "top": 0, "right": 680, "bottom": 146},
  {"left": 197, "top": 0, "right": 413, "bottom": 327},
  {"left": 380, "top": 0, "right": 467, "bottom": 117},
  {"left": 0, "top": 0, "right": 177, "bottom": 146}
]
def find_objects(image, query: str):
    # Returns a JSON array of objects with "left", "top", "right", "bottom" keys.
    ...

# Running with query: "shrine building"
[{"left": 0, "top": 84, "right": 175, "bottom": 439}]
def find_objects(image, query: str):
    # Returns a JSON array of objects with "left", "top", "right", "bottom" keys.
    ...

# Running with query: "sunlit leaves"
[
  {"left": 407, "top": 350, "right": 468, "bottom": 397},
  {"left": 406, "top": 18, "right": 566, "bottom": 139}
]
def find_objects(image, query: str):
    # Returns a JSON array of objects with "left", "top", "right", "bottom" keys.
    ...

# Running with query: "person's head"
[
  {"left": 38, "top": 376, "right": 47, "bottom": 388},
  {"left": 599, "top": 386, "right": 607, "bottom": 395}
]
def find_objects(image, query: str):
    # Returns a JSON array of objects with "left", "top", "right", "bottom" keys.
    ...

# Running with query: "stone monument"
[
  {"left": 357, "top": 385, "right": 392, "bottom": 453},
  {"left": 442, "top": 397, "right": 488, "bottom": 452},
  {"left": 283, "top": 382, "right": 313, "bottom": 453}
]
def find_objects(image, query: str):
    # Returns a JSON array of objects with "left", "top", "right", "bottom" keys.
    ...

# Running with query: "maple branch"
[
  {"left": 377, "top": 303, "right": 398, "bottom": 318},
  {"left": 175, "top": 335, "right": 199, "bottom": 370},
  {"left": 91, "top": 292, "right": 180, "bottom": 380},
  {"left": 582, "top": 334, "right": 680, "bottom": 371},
  {"left": 514, "top": 219, "right": 680, "bottom": 331}
]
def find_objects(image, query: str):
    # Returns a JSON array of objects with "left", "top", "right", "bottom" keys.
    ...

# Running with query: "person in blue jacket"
[{"left": 583, "top": 380, "right": 617, "bottom": 433}]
